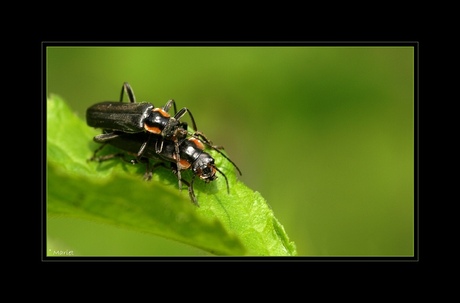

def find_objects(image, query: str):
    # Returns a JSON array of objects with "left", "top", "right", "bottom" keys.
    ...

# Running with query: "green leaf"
[{"left": 46, "top": 95, "right": 297, "bottom": 256}]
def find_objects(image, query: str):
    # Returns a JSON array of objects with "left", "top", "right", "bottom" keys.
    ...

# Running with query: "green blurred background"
[{"left": 46, "top": 45, "right": 415, "bottom": 256}]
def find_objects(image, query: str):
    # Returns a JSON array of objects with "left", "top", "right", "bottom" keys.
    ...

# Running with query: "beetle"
[
  {"left": 86, "top": 82, "right": 196, "bottom": 155},
  {"left": 90, "top": 130, "right": 241, "bottom": 206}
]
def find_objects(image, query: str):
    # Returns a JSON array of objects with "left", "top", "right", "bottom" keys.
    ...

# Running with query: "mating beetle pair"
[{"left": 86, "top": 82, "right": 241, "bottom": 205}]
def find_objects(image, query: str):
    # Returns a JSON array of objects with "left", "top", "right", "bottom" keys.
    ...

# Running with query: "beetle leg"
[
  {"left": 174, "top": 107, "right": 198, "bottom": 133},
  {"left": 174, "top": 141, "right": 183, "bottom": 191},
  {"left": 162, "top": 99, "right": 178, "bottom": 115},
  {"left": 119, "top": 82, "right": 137, "bottom": 103},
  {"left": 93, "top": 131, "right": 120, "bottom": 143},
  {"left": 90, "top": 150, "right": 127, "bottom": 163},
  {"left": 177, "top": 175, "right": 198, "bottom": 206}
]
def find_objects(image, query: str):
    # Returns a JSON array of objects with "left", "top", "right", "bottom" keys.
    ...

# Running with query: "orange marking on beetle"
[
  {"left": 144, "top": 124, "right": 161, "bottom": 134},
  {"left": 178, "top": 159, "right": 191, "bottom": 170},
  {"left": 153, "top": 108, "right": 171, "bottom": 118},
  {"left": 189, "top": 137, "right": 204, "bottom": 150}
]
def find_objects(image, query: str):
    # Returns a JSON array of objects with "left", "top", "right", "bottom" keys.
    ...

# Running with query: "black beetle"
[
  {"left": 90, "top": 131, "right": 241, "bottom": 206},
  {"left": 86, "top": 82, "right": 198, "bottom": 154}
]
